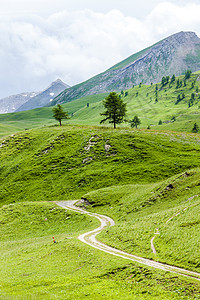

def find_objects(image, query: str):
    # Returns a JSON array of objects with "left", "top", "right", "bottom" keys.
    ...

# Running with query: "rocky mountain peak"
[
  {"left": 159, "top": 31, "right": 200, "bottom": 49},
  {"left": 48, "top": 78, "right": 70, "bottom": 89},
  {"left": 166, "top": 31, "right": 199, "bottom": 42}
]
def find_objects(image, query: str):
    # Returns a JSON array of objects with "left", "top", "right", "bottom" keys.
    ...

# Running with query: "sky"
[{"left": 1, "top": 0, "right": 200, "bottom": 98}]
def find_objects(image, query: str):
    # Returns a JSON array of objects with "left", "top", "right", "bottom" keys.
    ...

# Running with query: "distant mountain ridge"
[
  {"left": 0, "top": 79, "right": 70, "bottom": 114},
  {"left": 51, "top": 31, "right": 200, "bottom": 106},
  {"left": 0, "top": 91, "right": 39, "bottom": 114},
  {"left": 16, "top": 79, "right": 70, "bottom": 112}
]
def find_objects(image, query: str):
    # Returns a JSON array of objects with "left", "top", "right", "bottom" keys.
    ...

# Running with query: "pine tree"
[
  {"left": 170, "top": 74, "right": 176, "bottom": 84},
  {"left": 192, "top": 123, "right": 199, "bottom": 133},
  {"left": 184, "top": 70, "right": 192, "bottom": 80},
  {"left": 52, "top": 104, "right": 69, "bottom": 126},
  {"left": 129, "top": 116, "right": 141, "bottom": 129},
  {"left": 100, "top": 92, "right": 127, "bottom": 128}
]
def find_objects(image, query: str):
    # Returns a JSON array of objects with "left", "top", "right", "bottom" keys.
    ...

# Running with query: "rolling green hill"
[
  {"left": 1, "top": 71, "right": 200, "bottom": 137},
  {"left": 0, "top": 125, "right": 200, "bottom": 298},
  {"left": 83, "top": 168, "right": 200, "bottom": 273},
  {"left": 1, "top": 125, "right": 200, "bottom": 207}
]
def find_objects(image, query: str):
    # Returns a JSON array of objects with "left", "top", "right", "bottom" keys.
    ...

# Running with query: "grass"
[
  {"left": 1, "top": 126, "right": 200, "bottom": 206},
  {"left": 0, "top": 201, "right": 200, "bottom": 299},
  {"left": 1, "top": 120, "right": 200, "bottom": 298},
  {"left": 82, "top": 168, "right": 200, "bottom": 273},
  {"left": 1, "top": 72, "right": 200, "bottom": 137}
]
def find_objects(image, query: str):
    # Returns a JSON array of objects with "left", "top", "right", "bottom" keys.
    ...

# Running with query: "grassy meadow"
[
  {"left": 83, "top": 168, "right": 200, "bottom": 273},
  {"left": 1, "top": 72, "right": 200, "bottom": 298},
  {"left": 1, "top": 201, "right": 200, "bottom": 299}
]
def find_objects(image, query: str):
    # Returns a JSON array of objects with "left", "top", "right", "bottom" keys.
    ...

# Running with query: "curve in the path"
[{"left": 56, "top": 200, "right": 200, "bottom": 282}]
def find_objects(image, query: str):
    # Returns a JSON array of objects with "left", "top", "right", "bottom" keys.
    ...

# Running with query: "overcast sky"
[{"left": 1, "top": 0, "right": 200, "bottom": 98}]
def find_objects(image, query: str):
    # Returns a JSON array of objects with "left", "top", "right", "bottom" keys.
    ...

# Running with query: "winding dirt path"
[{"left": 56, "top": 200, "right": 200, "bottom": 282}]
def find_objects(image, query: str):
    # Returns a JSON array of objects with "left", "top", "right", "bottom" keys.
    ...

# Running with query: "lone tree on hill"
[
  {"left": 52, "top": 104, "right": 69, "bottom": 126},
  {"left": 129, "top": 116, "right": 141, "bottom": 129},
  {"left": 100, "top": 92, "right": 127, "bottom": 128}
]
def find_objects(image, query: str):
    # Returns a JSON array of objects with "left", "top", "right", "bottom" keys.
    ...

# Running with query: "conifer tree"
[
  {"left": 129, "top": 116, "right": 141, "bottom": 129},
  {"left": 52, "top": 104, "right": 69, "bottom": 126},
  {"left": 100, "top": 92, "right": 127, "bottom": 128},
  {"left": 192, "top": 123, "right": 199, "bottom": 133}
]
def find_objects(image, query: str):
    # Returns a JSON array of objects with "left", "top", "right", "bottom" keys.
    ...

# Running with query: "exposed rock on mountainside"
[
  {"left": 51, "top": 31, "right": 200, "bottom": 106},
  {"left": 16, "top": 79, "right": 70, "bottom": 112}
]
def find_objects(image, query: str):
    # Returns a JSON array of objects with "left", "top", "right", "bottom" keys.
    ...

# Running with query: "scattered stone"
[
  {"left": 83, "top": 157, "right": 93, "bottom": 164},
  {"left": 187, "top": 195, "right": 199, "bottom": 201},
  {"left": 77, "top": 198, "right": 93, "bottom": 208},
  {"left": 105, "top": 144, "right": 111, "bottom": 151},
  {"left": 84, "top": 135, "right": 100, "bottom": 151}
]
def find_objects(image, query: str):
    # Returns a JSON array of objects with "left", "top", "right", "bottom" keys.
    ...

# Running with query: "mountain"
[
  {"left": 0, "top": 79, "right": 70, "bottom": 114},
  {"left": 16, "top": 79, "right": 70, "bottom": 112},
  {"left": 51, "top": 31, "right": 200, "bottom": 106},
  {"left": 0, "top": 92, "right": 39, "bottom": 114}
]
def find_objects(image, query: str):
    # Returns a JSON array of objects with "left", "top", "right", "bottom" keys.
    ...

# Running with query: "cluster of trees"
[
  {"left": 161, "top": 76, "right": 170, "bottom": 87},
  {"left": 52, "top": 92, "right": 140, "bottom": 129},
  {"left": 176, "top": 79, "right": 184, "bottom": 89},
  {"left": 184, "top": 70, "right": 192, "bottom": 80},
  {"left": 161, "top": 70, "right": 192, "bottom": 90},
  {"left": 100, "top": 92, "right": 141, "bottom": 129},
  {"left": 175, "top": 93, "right": 185, "bottom": 105},
  {"left": 161, "top": 74, "right": 176, "bottom": 88},
  {"left": 52, "top": 70, "right": 199, "bottom": 133}
]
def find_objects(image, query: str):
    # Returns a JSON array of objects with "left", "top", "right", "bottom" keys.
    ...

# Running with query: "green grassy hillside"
[
  {"left": 1, "top": 72, "right": 200, "bottom": 137},
  {"left": 1, "top": 125, "right": 200, "bottom": 298},
  {"left": 1, "top": 202, "right": 199, "bottom": 299},
  {"left": 83, "top": 168, "right": 200, "bottom": 273},
  {"left": 66, "top": 70, "right": 200, "bottom": 132},
  {"left": 1, "top": 125, "right": 200, "bottom": 207}
]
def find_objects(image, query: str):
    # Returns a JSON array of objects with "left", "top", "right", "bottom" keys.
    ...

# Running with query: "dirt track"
[{"left": 56, "top": 200, "right": 200, "bottom": 282}]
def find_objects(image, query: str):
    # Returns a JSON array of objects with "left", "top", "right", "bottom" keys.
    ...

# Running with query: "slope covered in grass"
[
  {"left": 1, "top": 202, "right": 199, "bottom": 299},
  {"left": 82, "top": 168, "right": 200, "bottom": 273},
  {"left": 1, "top": 72, "right": 200, "bottom": 137},
  {"left": 0, "top": 93, "right": 108, "bottom": 138},
  {"left": 1, "top": 125, "right": 200, "bottom": 207},
  {"left": 67, "top": 70, "right": 200, "bottom": 132},
  {"left": 1, "top": 124, "right": 200, "bottom": 298}
]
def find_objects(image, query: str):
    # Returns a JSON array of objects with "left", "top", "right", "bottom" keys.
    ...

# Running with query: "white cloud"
[
  {"left": 145, "top": 2, "right": 200, "bottom": 38},
  {"left": 1, "top": 2, "right": 200, "bottom": 98}
]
